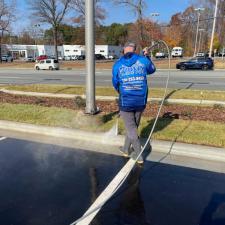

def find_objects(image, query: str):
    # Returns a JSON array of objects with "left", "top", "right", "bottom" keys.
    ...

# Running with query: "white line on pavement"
[
  {"left": 0, "top": 137, "right": 7, "bottom": 141},
  {"left": 0, "top": 77, "right": 21, "bottom": 79}
]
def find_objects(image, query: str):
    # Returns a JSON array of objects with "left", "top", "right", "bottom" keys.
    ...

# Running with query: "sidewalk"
[
  {"left": 1, "top": 88, "right": 225, "bottom": 106},
  {"left": 0, "top": 120, "right": 225, "bottom": 163}
]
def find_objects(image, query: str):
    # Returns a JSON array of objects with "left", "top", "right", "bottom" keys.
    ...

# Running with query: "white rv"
[{"left": 171, "top": 47, "right": 183, "bottom": 58}]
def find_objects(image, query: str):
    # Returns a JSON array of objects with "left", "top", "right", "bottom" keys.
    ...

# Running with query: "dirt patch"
[{"left": 0, "top": 92, "right": 225, "bottom": 123}]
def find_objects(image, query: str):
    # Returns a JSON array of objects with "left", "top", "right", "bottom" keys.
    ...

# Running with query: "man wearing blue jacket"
[{"left": 112, "top": 42, "right": 156, "bottom": 164}]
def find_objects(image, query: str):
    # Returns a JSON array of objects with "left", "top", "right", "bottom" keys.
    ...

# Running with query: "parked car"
[
  {"left": 64, "top": 55, "right": 72, "bottom": 61},
  {"left": 1, "top": 55, "right": 13, "bottom": 62},
  {"left": 155, "top": 52, "right": 166, "bottom": 59},
  {"left": 171, "top": 47, "right": 183, "bottom": 58},
  {"left": 48, "top": 55, "right": 56, "bottom": 59},
  {"left": 95, "top": 54, "right": 105, "bottom": 60},
  {"left": 35, "top": 59, "right": 59, "bottom": 70},
  {"left": 77, "top": 55, "right": 85, "bottom": 60},
  {"left": 218, "top": 49, "right": 225, "bottom": 57},
  {"left": 25, "top": 56, "right": 35, "bottom": 62},
  {"left": 205, "top": 52, "right": 215, "bottom": 57},
  {"left": 196, "top": 52, "right": 206, "bottom": 57},
  {"left": 176, "top": 57, "right": 214, "bottom": 71},
  {"left": 71, "top": 55, "right": 79, "bottom": 60},
  {"left": 105, "top": 55, "right": 117, "bottom": 60},
  {"left": 36, "top": 55, "right": 48, "bottom": 61}
]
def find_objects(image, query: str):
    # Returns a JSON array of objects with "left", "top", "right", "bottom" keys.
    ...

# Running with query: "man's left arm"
[{"left": 144, "top": 57, "right": 156, "bottom": 75}]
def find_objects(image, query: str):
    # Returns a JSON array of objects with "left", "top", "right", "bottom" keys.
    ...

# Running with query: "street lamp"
[
  {"left": 150, "top": 12, "right": 160, "bottom": 56},
  {"left": 150, "top": 12, "right": 160, "bottom": 24},
  {"left": 150, "top": 12, "right": 160, "bottom": 17},
  {"left": 209, "top": 0, "right": 219, "bottom": 58},
  {"left": 197, "top": 28, "right": 205, "bottom": 53},
  {"left": 34, "top": 24, "right": 40, "bottom": 58},
  {"left": 194, "top": 7, "right": 205, "bottom": 57}
]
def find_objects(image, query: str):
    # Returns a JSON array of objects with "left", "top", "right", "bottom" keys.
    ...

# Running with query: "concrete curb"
[
  {"left": 0, "top": 120, "right": 225, "bottom": 163},
  {"left": 1, "top": 88, "right": 225, "bottom": 106}
]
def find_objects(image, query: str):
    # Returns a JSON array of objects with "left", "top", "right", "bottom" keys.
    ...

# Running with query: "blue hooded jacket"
[{"left": 112, "top": 53, "right": 156, "bottom": 111}]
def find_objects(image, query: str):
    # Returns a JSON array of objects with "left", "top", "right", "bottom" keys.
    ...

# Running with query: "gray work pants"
[{"left": 120, "top": 110, "right": 143, "bottom": 154}]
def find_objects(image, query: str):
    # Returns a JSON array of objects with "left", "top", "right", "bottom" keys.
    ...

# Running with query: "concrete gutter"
[
  {"left": 0, "top": 120, "right": 225, "bottom": 163},
  {"left": 1, "top": 88, "right": 225, "bottom": 106}
]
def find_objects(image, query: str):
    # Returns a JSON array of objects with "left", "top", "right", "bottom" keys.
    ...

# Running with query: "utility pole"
[
  {"left": 209, "top": 0, "right": 219, "bottom": 58},
  {"left": 150, "top": 12, "right": 160, "bottom": 57},
  {"left": 197, "top": 29, "right": 205, "bottom": 53},
  {"left": 34, "top": 24, "right": 40, "bottom": 59},
  {"left": 85, "top": 0, "right": 98, "bottom": 114},
  {"left": 194, "top": 8, "right": 205, "bottom": 57}
]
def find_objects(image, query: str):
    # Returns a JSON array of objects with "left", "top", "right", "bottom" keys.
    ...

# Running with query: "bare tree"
[
  {"left": 113, "top": 0, "right": 147, "bottom": 49},
  {"left": 29, "top": 0, "right": 72, "bottom": 60},
  {"left": 71, "top": 0, "right": 105, "bottom": 25},
  {"left": 0, "top": 0, "right": 15, "bottom": 61}
]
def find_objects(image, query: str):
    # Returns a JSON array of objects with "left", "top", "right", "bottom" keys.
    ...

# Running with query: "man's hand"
[{"left": 143, "top": 47, "right": 149, "bottom": 56}]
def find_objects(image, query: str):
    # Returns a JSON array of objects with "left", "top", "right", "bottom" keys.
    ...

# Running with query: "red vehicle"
[{"left": 36, "top": 55, "right": 48, "bottom": 61}]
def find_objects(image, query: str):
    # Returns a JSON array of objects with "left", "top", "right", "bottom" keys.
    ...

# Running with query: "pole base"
[{"left": 85, "top": 106, "right": 100, "bottom": 115}]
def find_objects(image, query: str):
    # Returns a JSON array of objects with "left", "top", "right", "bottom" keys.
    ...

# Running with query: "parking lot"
[{"left": 1, "top": 136, "right": 225, "bottom": 225}]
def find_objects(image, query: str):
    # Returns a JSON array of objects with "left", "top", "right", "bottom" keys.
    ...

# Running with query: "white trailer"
[
  {"left": 95, "top": 45, "right": 122, "bottom": 59},
  {"left": 63, "top": 45, "right": 85, "bottom": 57}
]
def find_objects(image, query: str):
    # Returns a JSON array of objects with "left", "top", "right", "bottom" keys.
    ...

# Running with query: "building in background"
[
  {"left": 36, "top": 45, "right": 64, "bottom": 58},
  {"left": 2, "top": 44, "right": 37, "bottom": 59},
  {"left": 1, "top": 44, "right": 122, "bottom": 59},
  {"left": 95, "top": 45, "right": 122, "bottom": 59},
  {"left": 63, "top": 45, "right": 85, "bottom": 58}
]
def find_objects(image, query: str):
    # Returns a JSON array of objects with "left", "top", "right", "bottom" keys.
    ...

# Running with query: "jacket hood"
[{"left": 120, "top": 53, "right": 139, "bottom": 67}]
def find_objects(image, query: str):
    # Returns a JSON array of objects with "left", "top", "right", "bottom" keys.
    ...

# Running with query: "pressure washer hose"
[{"left": 70, "top": 40, "right": 171, "bottom": 225}]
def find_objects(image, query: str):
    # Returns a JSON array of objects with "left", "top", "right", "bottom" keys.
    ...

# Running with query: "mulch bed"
[{"left": 0, "top": 92, "right": 225, "bottom": 123}]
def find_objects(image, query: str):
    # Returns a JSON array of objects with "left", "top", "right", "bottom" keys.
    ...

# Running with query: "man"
[{"left": 112, "top": 42, "right": 156, "bottom": 164}]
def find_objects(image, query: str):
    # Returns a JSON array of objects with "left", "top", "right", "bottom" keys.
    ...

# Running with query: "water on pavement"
[{"left": 0, "top": 138, "right": 225, "bottom": 225}]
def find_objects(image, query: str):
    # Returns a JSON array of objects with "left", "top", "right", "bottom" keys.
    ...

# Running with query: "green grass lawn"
[
  {"left": 3, "top": 84, "right": 225, "bottom": 101},
  {"left": 0, "top": 103, "right": 225, "bottom": 148}
]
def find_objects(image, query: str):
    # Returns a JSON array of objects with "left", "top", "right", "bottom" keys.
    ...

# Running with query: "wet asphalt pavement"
[{"left": 0, "top": 138, "right": 225, "bottom": 225}]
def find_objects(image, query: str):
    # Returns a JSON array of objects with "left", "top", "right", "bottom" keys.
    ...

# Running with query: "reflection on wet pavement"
[{"left": 0, "top": 138, "right": 225, "bottom": 225}]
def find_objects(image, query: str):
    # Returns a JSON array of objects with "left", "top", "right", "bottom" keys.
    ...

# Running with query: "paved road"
[
  {"left": 0, "top": 137, "right": 225, "bottom": 225},
  {"left": 0, "top": 69, "right": 225, "bottom": 90}
]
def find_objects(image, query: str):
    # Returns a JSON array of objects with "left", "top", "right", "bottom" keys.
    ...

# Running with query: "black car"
[
  {"left": 95, "top": 54, "right": 106, "bottom": 60},
  {"left": 77, "top": 55, "right": 85, "bottom": 60},
  {"left": 176, "top": 57, "right": 214, "bottom": 71}
]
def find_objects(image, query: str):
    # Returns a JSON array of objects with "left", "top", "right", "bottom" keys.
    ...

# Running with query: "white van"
[
  {"left": 35, "top": 59, "right": 59, "bottom": 70},
  {"left": 171, "top": 47, "right": 183, "bottom": 58}
]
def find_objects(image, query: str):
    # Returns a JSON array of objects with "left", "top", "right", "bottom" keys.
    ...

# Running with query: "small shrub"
[
  {"left": 213, "top": 104, "right": 224, "bottom": 110},
  {"left": 35, "top": 97, "right": 45, "bottom": 105},
  {"left": 181, "top": 111, "right": 193, "bottom": 118},
  {"left": 162, "top": 100, "right": 170, "bottom": 106},
  {"left": 74, "top": 96, "right": 86, "bottom": 109}
]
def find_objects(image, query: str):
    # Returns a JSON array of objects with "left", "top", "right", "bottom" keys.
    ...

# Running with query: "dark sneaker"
[
  {"left": 119, "top": 147, "right": 129, "bottom": 158},
  {"left": 131, "top": 152, "right": 144, "bottom": 164}
]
